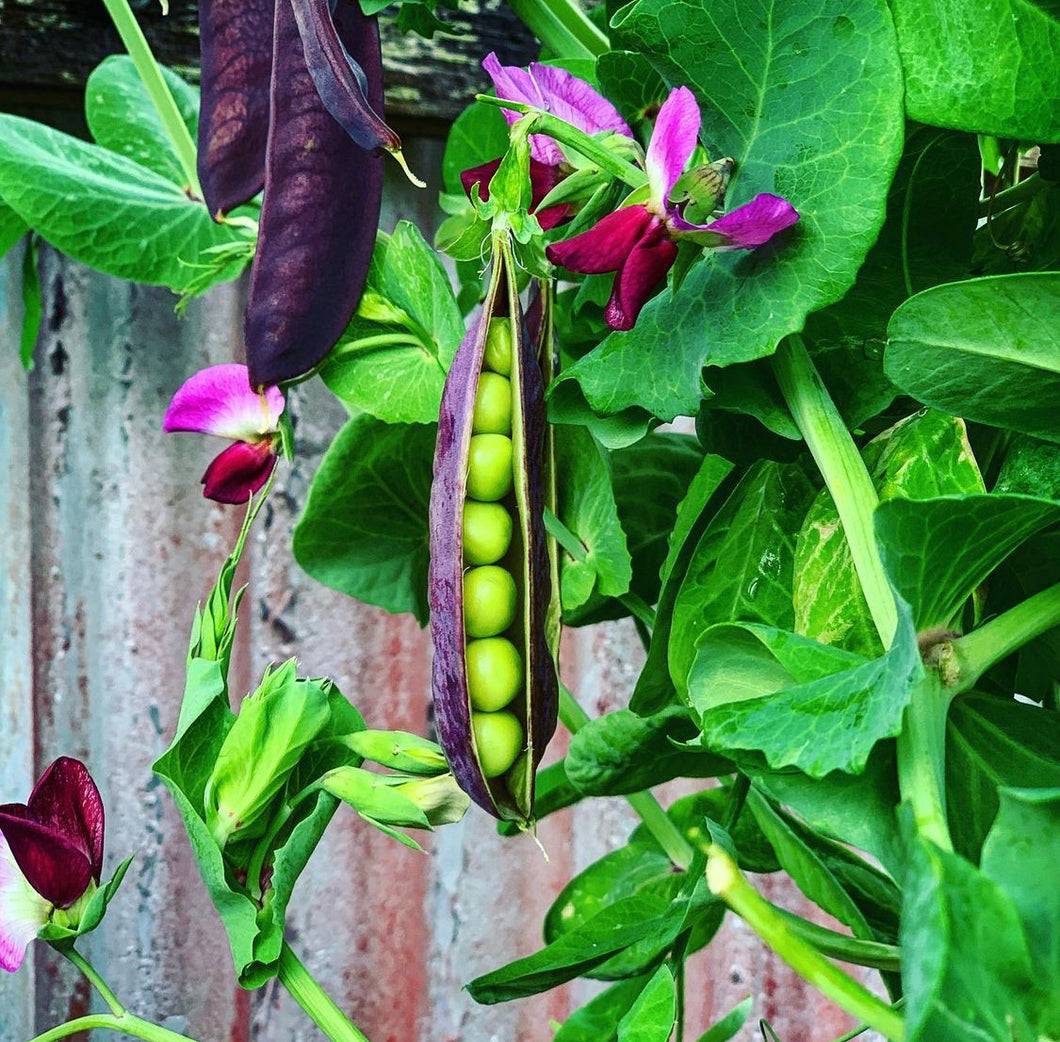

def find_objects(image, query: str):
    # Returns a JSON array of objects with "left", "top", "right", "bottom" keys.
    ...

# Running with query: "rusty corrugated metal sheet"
[{"left": 0, "top": 149, "right": 884, "bottom": 1042}]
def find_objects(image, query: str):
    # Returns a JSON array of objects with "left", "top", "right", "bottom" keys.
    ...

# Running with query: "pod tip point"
[{"left": 390, "top": 149, "right": 427, "bottom": 189}]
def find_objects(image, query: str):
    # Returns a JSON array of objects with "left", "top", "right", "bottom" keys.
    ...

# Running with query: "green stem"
[
  {"left": 505, "top": 0, "right": 609, "bottom": 59},
  {"left": 978, "top": 172, "right": 1044, "bottom": 217},
  {"left": 674, "top": 959, "right": 685, "bottom": 1042},
  {"left": 477, "top": 96, "right": 645, "bottom": 189},
  {"left": 723, "top": 773, "right": 750, "bottom": 832},
  {"left": 771, "top": 336, "right": 897, "bottom": 644},
  {"left": 100, "top": 0, "right": 202, "bottom": 198},
  {"left": 773, "top": 908, "right": 901, "bottom": 972},
  {"left": 26, "top": 1014, "right": 200, "bottom": 1042},
  {"left": 558, "top": 684, "right": 694, "bottom": 870},
  {"left": 544, "top": 508, "right": 656, "bottom": 629},
  {"left": 278, "top": 941, "right": 372, "bottom": 1042},
  {"left": 706, "top": 847, "right": 905, "bottom": 1041},
  {"left": 897, "top": 677, "right": 952, "bottom": 849},
  {"left": 61, "top": 947, "right": 125, "bottom": 1016},
  {"left": 949, "top": 581, "right": 1060, "bottom": 692}
]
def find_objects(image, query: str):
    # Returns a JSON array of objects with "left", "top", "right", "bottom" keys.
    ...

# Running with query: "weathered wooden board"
[{"left": 0, "top": 0, "right": 537, "bottom": 124}]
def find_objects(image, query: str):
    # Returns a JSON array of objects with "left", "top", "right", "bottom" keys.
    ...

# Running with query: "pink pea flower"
[
  {"left": 546, "top": 87, "right": 800, "bottom": 330},
  {"left": 163, "top": 364, "right": 285, "bottom": 505},
  {"left": 0, "top": 758, "right": 105, "bottom": 972},
  {"left": 462, "top": 52, "right": 635, "bottom": 230}
]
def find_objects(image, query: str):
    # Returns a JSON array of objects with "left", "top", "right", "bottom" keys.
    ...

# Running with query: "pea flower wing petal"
[
  {"left": 0, "top": 808, "right": 92, "bottom": 909},
  {"left": 162, "top": 364, "right": 285, "bottom": 442},
  {"left": 646, "top": 86, "right": 701, "bottom": 210},
  {"left": 201, "top": 440, "right": 279, "bottom": 504},
  {"left": 682, "top": 192, "right": 801, "bottom": 249},
  {"left": 605, "top": 221, "right": 677, "bottom": 331},
  {"left": 26, "top": 757, "right": 105, "bottom": 883},
  {"left": 546, "top": 205, "right": 656, "bottom": 273},
  {"left": 0, "top": 835, "right": 51, "bottom": 973}
]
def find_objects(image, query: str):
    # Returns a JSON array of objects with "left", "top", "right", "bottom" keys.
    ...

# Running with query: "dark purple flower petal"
[
  {"left": 605, "top": 221, "right": 677, "bottom": 330},
  {"left": 546, "top": 205, "right": 656, "bottom": 274},
  {"left": 0, "top": 808, "right": 92, "bottom": 909},
  {"left": 26, "top": 757, "right": 105, "bottom": 883},
  {"left": 244, "top": 0, "right": 384, "bottom": 386},
  {"left": 196, "top": 0, "right": 275, "bottom": 217},
  {"left": 201, "top": 441, "right": 278, "bottom": 504},
  {"left": 699, "top": 193, "right": 800, "bottom": 250}
]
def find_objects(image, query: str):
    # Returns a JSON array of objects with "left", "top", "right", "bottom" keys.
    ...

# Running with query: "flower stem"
[
  {"left": 772, "top": 334, "right": 951, "bottom": 851},
  {"left": 504, "top": 0, "right": 609, "bottom": 59},
  {"left": 772, "top": 907, "right": 901, "bottom": 972},
  {"left": 978, "top": 172, "right": 1044, "bottom": 217},
  {"left": 61, "top": 946, "right": 126, "bottom": 1016},
  {"left": 558, "top": 683, "right": 694, "bottom": 870},
  {"left": 706, "top": 846, "right": 906, "bottom": 1041},
  {"left": 99, "top": 0, "right": 202, "bottom": 198},
  {"left": 26, "top": 1014, "right": 201, "bottom": 1042},
  {"left": 476, "top": 96, "right": 645, "bottom": 189},
  {"left": 278, "top": 940, "right": 372, "bottom": 1042},
  {"left": 949, "top": 581, "right": 1060, "bottom": 691}
]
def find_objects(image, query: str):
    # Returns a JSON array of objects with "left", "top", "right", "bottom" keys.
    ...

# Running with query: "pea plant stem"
[
  {"left": 772, "top": 334, "right": 952, "bottom": 852},
  {"left": 949, "top": 580, "right": 1060, "bottom": 691},
  {"left": 557, "top": 683, "right": 694, "bottom": 871},
  {"left": 99, "top": 0, "right": 202, "bottom": 198},
  {"left": 61, "top": 945, "right": 126, "bottom": 1016},
  {"left": 504, "top": 0, "right": 609, "bottom": 60},
  {"left": 278, "top": 940, "right": 372, "bottom": 1042},
  {"left": 25, "top": 1014, "right": 200, "bottom": 1042},
  {"left": 706, "top": 847, "right": 906, "bottom": 1042}
]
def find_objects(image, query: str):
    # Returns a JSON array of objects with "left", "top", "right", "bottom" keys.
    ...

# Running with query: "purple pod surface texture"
[
  {"left": 197, "top": 0, "right": 275, "bottom": 217},
  {"left": 429, "top": 253, "right": 559, "bottom": 822},
  {"left": 244, "top": 0, "right": 386, "bottom": 387}
]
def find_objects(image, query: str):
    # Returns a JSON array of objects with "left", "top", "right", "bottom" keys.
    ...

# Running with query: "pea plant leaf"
[
  {"left": 693, "top": 996, "right": 753, "bottom": 1042},
  {"left": 0, "top": 115, "right": 244, "bottom": 293},
  {"left": 885, "top": 273, "right": 1060, "bottom": 443},
  {"left": 0, "top": 196, "right": 28, "bottom": 258},
  {"left": 669, "top": 461, "right": 816, "bottom": 700},
  {"left": 874, "top": 493, "right": 1060, "bottom": 630},
  {"left": 890, "top": 0, "right": 1060, "bottom": 142},
  {"left": 794, "top": 409, "right": 985, "bottom": 657},
  {"left": 616, "top": 965, "right": 676, "bottom": 1042},
  {"left": 555, "top": 425, "right": 633, "bottom": 613},
  {"left": 553, "top": 976, "right": 654, "bottom": 1042},
  {"left": 555, "top": 0, "right": 905, "bottom": 420},
  {"left": 293, "top": 416, "right": 436, "bottom": 624},
  {"left": 85, "top": 55, "right": 200, "bottom": 186},
  {"left": 979, "top": 786, "right": 1060, "bottom": 1026}
]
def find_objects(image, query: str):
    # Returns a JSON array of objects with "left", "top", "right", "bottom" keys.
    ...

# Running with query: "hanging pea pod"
[
  {"left": 429, "top": 239, "right": 559, "bottom": 823},
  {"left": 244, "top": 0, "right": 386, "bottom": 387},
  {"left": 196, "top": 0, "right": 275, "bottom": 217}
]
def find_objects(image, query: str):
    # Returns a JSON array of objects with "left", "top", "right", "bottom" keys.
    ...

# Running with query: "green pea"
[
  {"left": 483, "top": 318, "right": 513, "bottom": 376},
  {"left": 466, "top": 638, "right": 523, "bottom": 712},
  {"left": 471, "top": 710, "right": 524, "bottom": 778},
  {"left": 466, "top": 434, "right": 513, "bottom": 502},
  {"left": 462, "top": 502, "right": 513, "bottom": 565},
  {"left": 472, "top": 373, "right": 513, "bottom": 435},
  {"left": 464, "top": 565, "right": 517, "bottom": 638}
]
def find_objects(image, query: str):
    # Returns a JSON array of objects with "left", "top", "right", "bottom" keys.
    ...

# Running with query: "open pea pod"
[{"left": 429, "top": 240, "right": 559, "bottom": 823}]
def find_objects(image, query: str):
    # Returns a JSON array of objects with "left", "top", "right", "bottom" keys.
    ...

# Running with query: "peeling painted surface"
[{"left": 0, "top": 150, "right": 885, "bottom": 1042}]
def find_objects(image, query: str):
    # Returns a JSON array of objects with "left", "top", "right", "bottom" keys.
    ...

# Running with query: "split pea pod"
[{"left": 429, "top": 246, "right": 558, "bottom": 823}]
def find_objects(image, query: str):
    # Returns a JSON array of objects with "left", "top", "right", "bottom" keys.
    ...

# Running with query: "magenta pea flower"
[
  {"left": 462, "top": 52, "right": 635, "bottom": 230},
  {"left": 0, "top": 758, "right": 105, "bottom": 972},
  {"left": 163, "top": 364, "right": 285, "bottom": 505},
  {"left": 546, "top": 87, "right": 800, "bottom": 330}
]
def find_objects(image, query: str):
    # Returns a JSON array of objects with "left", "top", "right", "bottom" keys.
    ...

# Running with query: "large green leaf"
[
  {"left": 690, "top": 603, "right": 923, "bottom": 777},
  {"left": 891, "top": 0, "right": 1060, "bottom": 141},
  {"left": 946, "top": 694, "right": 1060, "bottom": 862},
  {"left": 320, "top": 224, "right": 462, "bottom": 424},
  {"left": 555, "top": 0, "right": 905, "bottom": 420},
  {"left": 555, "top": 425, "right": 633, "bottom": 612},
  {"left": 885, "top": 273, "right": 1060, "bottom": 443},
  {"left": 630, "top": 453, "right": 735, "bottom": 715},
  {"left": 980, "top": 786, "right": 1060, "bottom": 1028},
  {"left": 85, "top": 55, "right": 199, "bottom": 186},
  {"left": 669, "top": 462, "right": 816, "bottom": 699},
  {"left": 293, "top": 417, "right": 436, "bottom": 624},
  {"left": 794, "top": 410, "right": 985, "bottom": 656},
  {"left": 553, "top": 977, "right": 654, "bottom": 1042},
  {"left": 995, "top": 434, "right": 1060, "bottom": 500},
  {"left": 616, "top": 966, "right": 676, "bottom": 1042},
  {"left": 874, "top": 493, "right": 1060, "bottom": 629},
  {"left": 901, "top": 834, "right": 1045, "bottom": 1042},
  {"left": 565, "top": 706, "right": 731, "bottom": 796},
  {"left": 0, "top": 115, "right": 243, "bottom": 292}
]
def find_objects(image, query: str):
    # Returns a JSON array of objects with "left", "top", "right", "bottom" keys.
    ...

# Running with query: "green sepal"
[
  {"left": 37, "top": 857, "right": 134, "bottom": 945},
  {"left": 345, "top": 729, "right": 449, "bottom": 775}
]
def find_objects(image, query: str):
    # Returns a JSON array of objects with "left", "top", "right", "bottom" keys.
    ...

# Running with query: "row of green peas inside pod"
[{"left": 461, "top": 318, "right": 526, "bottom": 781}]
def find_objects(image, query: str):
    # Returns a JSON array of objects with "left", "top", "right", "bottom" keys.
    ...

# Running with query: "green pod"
[{"left": 429, "top": 241, "right": 559, "bottom": 823}]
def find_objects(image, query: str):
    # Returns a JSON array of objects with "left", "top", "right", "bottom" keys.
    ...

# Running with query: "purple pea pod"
[
  {"left": 244, "top": 0, "right": 386, "bottom": 388},
  {"left": 196, "top": 0, "right": 275, "bottom": 217},
  {"left": 429, "top": 244, "right": 559, "bottom": 823}
]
